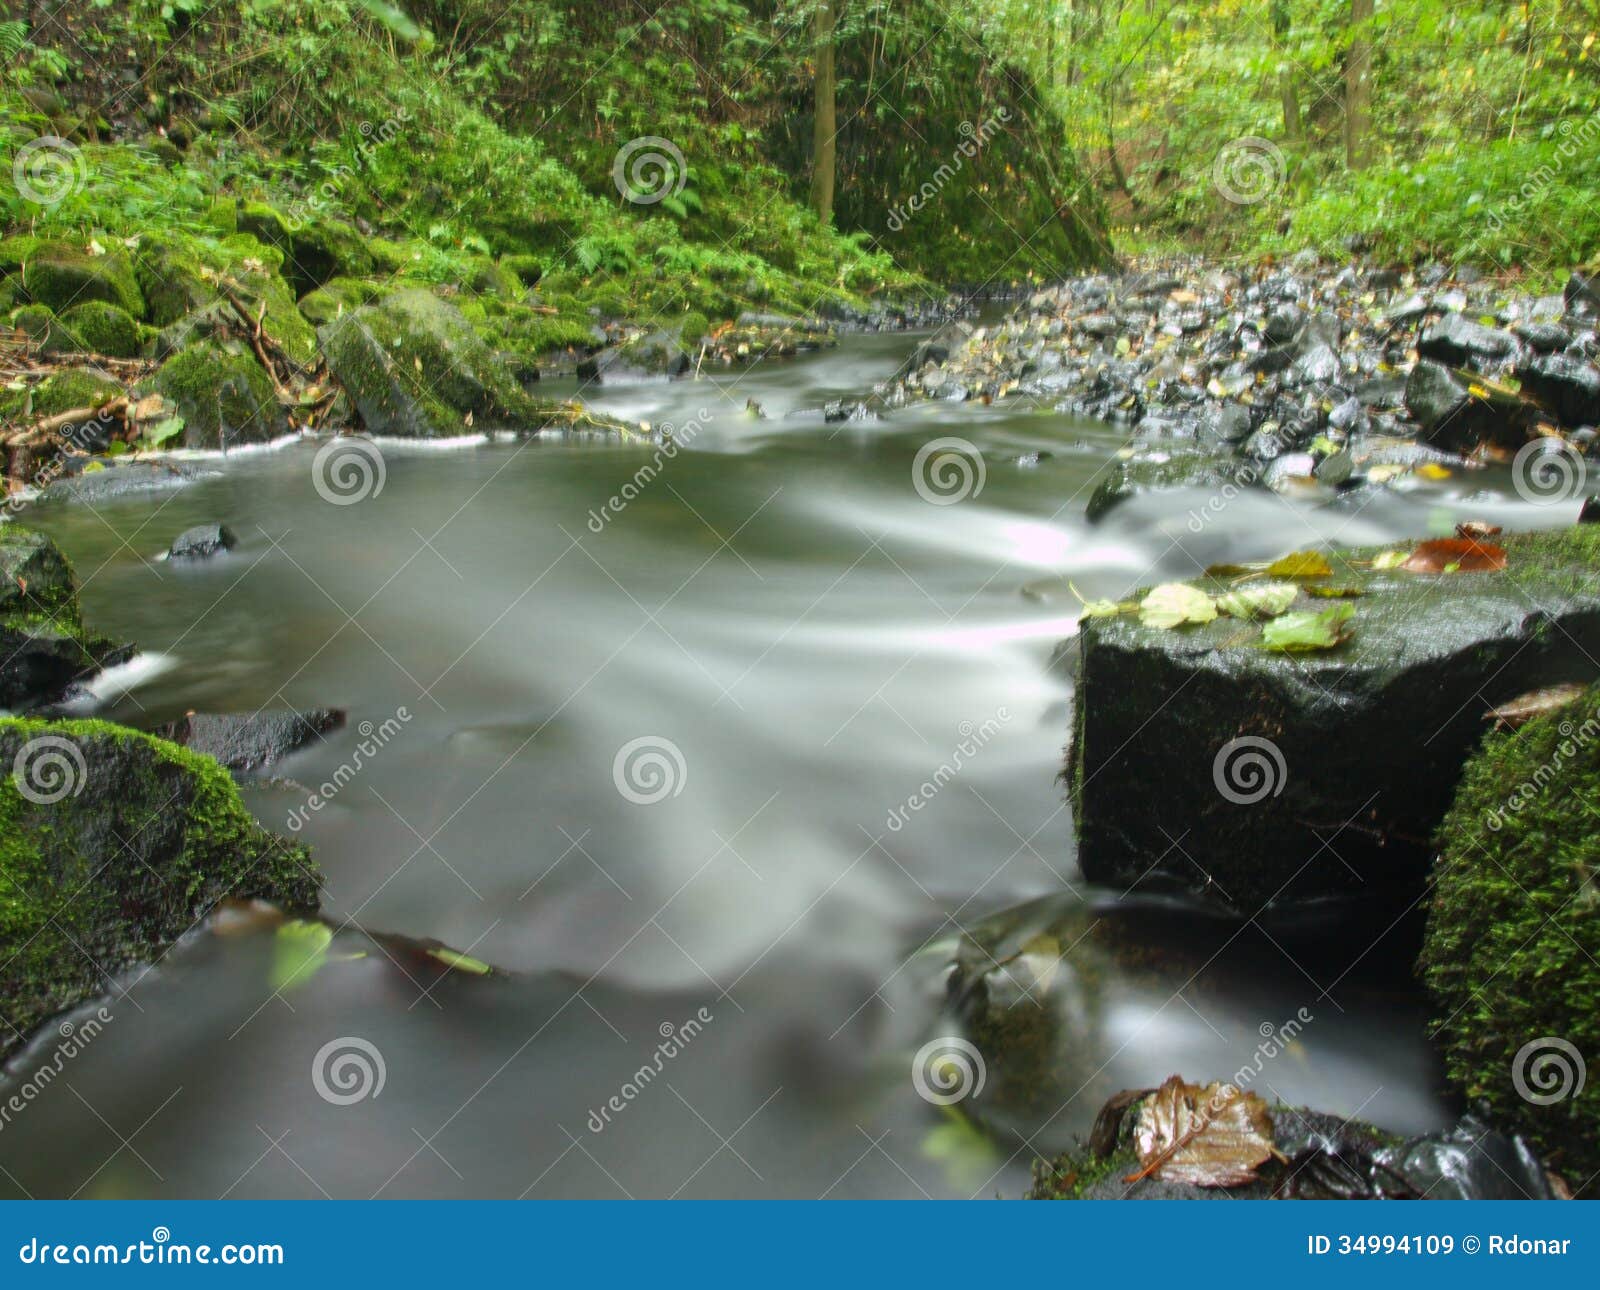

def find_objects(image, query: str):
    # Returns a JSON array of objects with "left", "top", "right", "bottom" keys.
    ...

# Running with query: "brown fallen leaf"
[
  {"left": 1126, "top": 1074, "right": 1278, "bottom": 1188},
  {"left": 1485, "top": 683, "right": 1589, "bottom": 729},
  {"left": 1090, "top": 1086, "right": 1154, "bottom": 1159},
  {"left": 1456, "top": 520, "right": 1502, "bottom": 540},
  {"left": 1401, "top": 537, "right": 1507, "bottom": 573}
]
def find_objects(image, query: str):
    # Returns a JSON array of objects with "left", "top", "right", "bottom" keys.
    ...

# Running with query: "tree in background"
[{"left": 811, "top": 0, "right": 837, "bottom": 223}]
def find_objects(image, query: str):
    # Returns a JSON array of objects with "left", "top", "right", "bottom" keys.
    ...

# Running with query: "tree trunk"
[
  {"left": 1345, "top": 0, "right": 1372, "bottom": 170},
  {"left": 810, "top": 0, "right": 837, "bottom": 224},
  {"left": 1272, "top": 1, "right": 1300, "bottom": 142}
]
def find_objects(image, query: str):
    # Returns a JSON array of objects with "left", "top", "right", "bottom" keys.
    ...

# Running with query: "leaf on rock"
[
  {"left": 1401, "top": 537, "right": 1507, "bottom": 573},
  {"left": 1139, "top": 582, "right": 1218, "bottom": 629},
  {"left": 270, "top": 919, "right": 333, "bottom": 992},
  {"left": 1127, "top": 1074, "right": 1278, "bottom": 1188},
  {"left": 1305, "top": 585, "right": 1365, "bottom": 598},
  {"left": 1261, "top": 603, "right": 1355, "bottom": 652},
  {"left": 1485, "top": 683, "right": 1589, "bottom": 729},
  {"left": 1370, "top": 550, "right": 1408, "bottom": 570},
  {"left": 1216, "top": 582, "right": 1299, "bottom": 620},
  {"left": 1263, "top": 550, "right": 1333, "bottom": 578}
]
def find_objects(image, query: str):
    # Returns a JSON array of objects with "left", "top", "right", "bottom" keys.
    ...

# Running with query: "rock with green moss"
[
  {"left": 151, "top": 341, "right": 288, "bottom": 449},
  {"left": 1421, "top": 685, "right": 1600, "bottom": 1189},
  {"left": 135, "top": 233, "right": 317, "bottom": 369},
  {"left": 19, "top": 243, "right": 144, "bottom": 318},
  {"left": 0, "top": 717, "right": 320, "bottom": 1057},
  {"left": 1068, "top": 526, "right": 1600, "bottom": 912},
  {"left": 45, "top": 301, "right": 142, "bottom": 358},
  {"left": 499, "top": 254, "right": 543, "bottom": 288},
  {"left": 296, "top": 275, "right": 380, "bottom": 328},
  {"left": 319, "top": 287, "right": 544, "bottom": 436},
  {"left": 0, "top": 528, "right": 130, "bottom": 711},
  {"left": 8, "top": 303, "right": 55, "bottom": 342}
]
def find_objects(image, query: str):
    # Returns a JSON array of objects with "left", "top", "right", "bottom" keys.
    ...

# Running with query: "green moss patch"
[{"left": 151, "top": 341, "right": 288, "bottom": 448}]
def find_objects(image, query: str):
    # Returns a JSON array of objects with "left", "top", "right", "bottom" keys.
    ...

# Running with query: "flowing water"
[{"left": 0, "top": 331, "right": 1571, "bottom": 1198}]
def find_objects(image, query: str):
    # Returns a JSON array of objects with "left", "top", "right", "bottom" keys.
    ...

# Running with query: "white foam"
[{"left": 57, "top": 652, "right": 178, "bottom": 711}]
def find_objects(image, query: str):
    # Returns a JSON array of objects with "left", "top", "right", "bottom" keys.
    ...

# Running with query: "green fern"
[{"left": 0, "top": 20, "right": 29, "bottom": 62}]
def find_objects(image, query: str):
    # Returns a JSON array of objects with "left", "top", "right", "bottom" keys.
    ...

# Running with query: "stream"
[{"left": 2, "top": 327, "right": 1567, "bottom": 1199}]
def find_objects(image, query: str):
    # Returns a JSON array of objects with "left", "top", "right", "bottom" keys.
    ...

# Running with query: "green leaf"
[
  {"left": 428, "top": 946, "right": 493, "bottom": 976},
  {"left": 270, "top": 919, "right": 333, "bottom": 992},
  {"left": 1216, "top": 582, "right": 1298, "bottom": 620},
  {"left": 1261, "top": 604, "right": 1355, "bottom": 653},
  {"left": 1264, "top": 550, "right": 1333, "bottom": 578},
  {"left": 1139, "top": 582, "right": 1217, "bottom": 630},
  {"left": 142, "top": 414, "right": 185, "bottom": 446},
  {"left": 1370, "top": 550, "right": 1408, "bottom": 570}
]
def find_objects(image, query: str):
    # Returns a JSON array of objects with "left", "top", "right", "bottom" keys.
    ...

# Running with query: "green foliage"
[{"left": 1424, "top": 684, "right": 1600, "bottom": 1191}]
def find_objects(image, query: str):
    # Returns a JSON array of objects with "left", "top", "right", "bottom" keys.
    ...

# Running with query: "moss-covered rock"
[
  {"left": 0, "top": 367, "right": 124, "bottom": 432},
  {"left": 0, "top": 528, "right": 129, "bottom": 711},
  {"left": 0, "top": 717, "right": 320, "bottom": 1057},
  {"left": 297, "top": 276, "right": 379, "bottom": 327},
  {"left": 47, "top": 301, "right": 142, "bottom": 358},
  {"left": 8, "top": 302, "right": 55, "bottom": 342},
  {"left": 318, "top": 287, "right": 539, "bottom": 436},
  {"left": 1068, "top": 525, "right": 1600, "bottom": 912},
  {"left": 500, "top": 254, "right": 543, "bottom": 288},
  {"left": 235, "top": 200, "right": 291, "bottom": 255},
  {"left": 151, "top": 341, "right": 288, "bottom": 449},
  {"left": 1422, "top": 685, "right": 1600, "bottom": 1190},
  {"left": 134, "top": 232, "right": 316, "bottom": 368},
  {"left": 19, "top": 243, "right": 144, "bottom": 318}
]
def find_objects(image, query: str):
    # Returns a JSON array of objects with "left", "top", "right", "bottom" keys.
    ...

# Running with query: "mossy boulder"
[
  {"left": 318, "top": 287, "right": 544, "bottom": 436},
  {"left": 19, "top": 243, "right": 144, "bottom": 319},
  {"left": 0, "top": 718, "right": 320, "bottom": 1057},
  {"left": 0, "top": 527, "right": 130, "bottom": 711},
  {"left": 151, "top": 341, "right": 289, "bottom": 449},
  {"left": 282, "top": 216, "right": 374, "bottom": 298},
  {"left": 1422, "top": 685, "right": 1600, "bottom": 1190},
  {"left": 8, "top": 302, "right": 55, "bottom": 341},
  {"left": 46, "top": 301, "right": 141, "bottom": 358},
  {"left": 134, "top": 233, "right": 317, "bottom": 368},
  {"left": 1068, "top": 526, "right": 1600, "bottom": 912},
  {"left": 0, "top": 368, "right": 124, "bottom": 442},
  {"left": 296, "top": 275, "right": 379, "bottom": 328}
]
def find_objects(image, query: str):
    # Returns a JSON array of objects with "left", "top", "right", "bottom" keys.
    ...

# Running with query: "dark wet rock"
[
  {"left": 0, "top": 718, "right": 319, "bottom": 1057},
  {"left": 1067, "top": 527, "right": 1600, "bottom": 913},
  {"left": 0, "top": 527, "right": 130, "bottom": 712},
  {"left": 894, "top": 321, "right": 972, "bottom": 380},
  {"left": 1516, "top": 352, "right": 1600, "bottom": 428},
  {"left": 1198, "top": 405, "right": 1252, "bottom": 447},
  {"left": 577, "top": 328, "right": 690, "bottom": 383},
  {"left": 1033, "top": 1109, "right": 1554, "bottom": 1200},
  {"left": 1262, "top": 304, "right": 1303, "bottom": 345},
  {"left": 1417, "top": 313, "right": 1519, "bottom": 371},
  {"left": 1404, "top": 360, "right": 1524, "bottom": 452},
  {"left": 167, "top": 523, "right": 238, "bottom": 561},
  {"left": 152, "top": 709, "right": 345, "bottom": 774},
  {"left": 1076, "top": 312, "right": 1119, "bottom": 339},
  {"left": 1290, "top": 342, "right": 1341, "bottom": 385},
  {"left": 1563, "top": 270, "right": 1600, "bottom": 315},
  {"left": 1513, "top": 320, "right": 1571, "bottom": 353},
  {"left": 822, "top": 399, "right": 879, "bottom": 423},
  {"left": 1382, "top": 294, "right": 1430, "bottom": 327},
  {"left": 1085, "top": 449, "right": 1255, "bottom": 524}
]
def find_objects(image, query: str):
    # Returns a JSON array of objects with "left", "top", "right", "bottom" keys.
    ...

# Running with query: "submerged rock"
[
  {"left": 0, "top": 527, "right": 130, "bottom": 712},
  {"left": 0, "top": 718, "right": 320, "bottom": 1057},
  {"left": 1085, "top": 449, "right": 1256, "bottom": 524},
  {"left": 153, "top": 708, "right": 346, "bottom": 774},
  {"left": 1067, "top": 526, "right": 1600, "bottom": 913},
  {"left": 166, "top": 522, "right": 238, "bottom": 561}
]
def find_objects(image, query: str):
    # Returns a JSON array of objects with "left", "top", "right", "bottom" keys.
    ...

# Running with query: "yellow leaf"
[{"left": 1264, "top": 550, "right": 1333, "bottom": 578}]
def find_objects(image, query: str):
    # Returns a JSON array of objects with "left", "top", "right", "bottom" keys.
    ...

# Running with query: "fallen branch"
[{"left": 3, "top": 398, "right": 129, "bottom": 448}]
